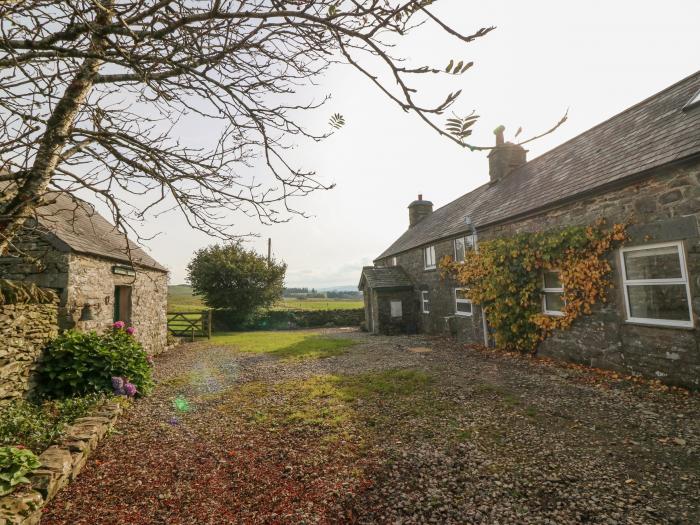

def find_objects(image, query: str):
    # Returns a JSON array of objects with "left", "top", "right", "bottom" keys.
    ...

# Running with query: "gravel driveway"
[{"left": 42, "top": 329, "right": 699, "bottom": 524}]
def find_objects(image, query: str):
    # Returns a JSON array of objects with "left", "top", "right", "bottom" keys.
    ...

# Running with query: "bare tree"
[{"left": 0, "top": 0, "right": 562, "bottom": 255}]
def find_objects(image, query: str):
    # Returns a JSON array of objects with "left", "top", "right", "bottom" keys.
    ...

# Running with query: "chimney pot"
[{"left": 494, "top": 125, "right": 506, "bottom": 146}]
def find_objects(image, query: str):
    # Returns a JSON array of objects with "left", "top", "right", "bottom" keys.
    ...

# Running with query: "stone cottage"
[
  {"left": 360, "top": 71, "right": 700, "bottom": 387},
  {"left": 0, "top": 192, "right": 168, "bottom": 354}
]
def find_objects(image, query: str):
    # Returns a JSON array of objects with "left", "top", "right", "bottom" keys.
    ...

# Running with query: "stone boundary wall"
[
  {"left": 0, "top": 401, "right": 123, "bottom": 525},
  {"left": 0, "top": 303, "right": 58, "bottom": 405}
]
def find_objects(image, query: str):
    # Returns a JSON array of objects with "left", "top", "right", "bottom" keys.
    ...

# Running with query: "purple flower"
[
  {"left": 111, "top": 376, "right": 125, "bottom": 395},
  {"left": 123, "top": 382, "right": 137, "bottom": 397},
  {"left": 113, "top": 321, "right": 125, "bottom": 330},
  {"left": 126, "top": 326, "right": 135, "bottom": 335}
]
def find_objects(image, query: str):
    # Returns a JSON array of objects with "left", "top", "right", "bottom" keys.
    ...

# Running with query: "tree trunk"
[{"left": 0, "top": 2, "right": 112, "bottom": 254}]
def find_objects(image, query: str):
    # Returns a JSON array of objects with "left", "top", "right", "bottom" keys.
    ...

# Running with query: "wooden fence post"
[{"left": 207, "top": 310, "right": 212, "bottom": 339}]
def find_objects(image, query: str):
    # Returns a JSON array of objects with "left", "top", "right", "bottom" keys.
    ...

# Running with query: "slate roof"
[
  {"left": 377, "top": 71, "right": 700, "bottom": 260},
  {"left": 358, "top": 266, "right": 414, "bottom": 290},
  {"left": 35, "top": 192, "right": 167, "bottom": 272}
]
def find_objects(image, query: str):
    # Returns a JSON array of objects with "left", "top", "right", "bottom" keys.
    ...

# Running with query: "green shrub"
[
  {"left": 0, "top": 447, "right": 41, "bottom": 496},
  {"left": 38, "top": 328, "right": 153, "bottom": 398},
  {"left": 0, "top": 395, "right": 105, "bottom": 453}
]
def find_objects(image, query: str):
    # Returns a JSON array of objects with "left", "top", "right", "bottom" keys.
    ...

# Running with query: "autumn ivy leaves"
[{"left": 440, "top": 220, "right": 628, "bottom": 352}]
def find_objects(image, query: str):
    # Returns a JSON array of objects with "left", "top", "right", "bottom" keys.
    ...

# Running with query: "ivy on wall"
[{"left": 440, "top": 220, "right": 628, "bottom": 352}]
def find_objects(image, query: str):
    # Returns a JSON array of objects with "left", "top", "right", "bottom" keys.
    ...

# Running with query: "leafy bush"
[
  {"left": 187, "top": 242, "right": 286, "bottom": 325},
  {"left": 0, "top": 394, "right": 105, "bottom": 453},
  {"left": 38, "top": 327, "right": 153, "bottom": 398},
  {"left": 0, "top": 447, "right": 41, "bottom": 496}
]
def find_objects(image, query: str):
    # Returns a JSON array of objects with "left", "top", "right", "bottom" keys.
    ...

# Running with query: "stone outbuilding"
[
  {"left": 359, "top": 266, "right": 417, "bottom": 334},
  {"left": 362, "top": 71, "right": 700, "bottom": 387},
  {"left": 0, "top": 192, "right": 168, "bottom": 354}
]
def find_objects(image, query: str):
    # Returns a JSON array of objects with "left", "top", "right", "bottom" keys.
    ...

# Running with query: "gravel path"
[{"left": 42, "top": 329, "right": 700, "bottom": 524}]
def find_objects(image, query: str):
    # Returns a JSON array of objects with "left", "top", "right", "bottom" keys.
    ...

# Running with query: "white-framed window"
[
  {"left": 542, "top": 270, "right": 565, "bottom": 316},
  {"left": 389, "top": 256, "right": 398, "bottom": 267},
  {"left": 454, "top": 288, "right": 472, "bottom": 316},
  {"left": 620, "top": 241, "right": 693, "bottom": 328},
  {"left": 454, "top": 234, "right": 477, "bottom": 262},
  {"left": 423, "top": 245, "right": 436, "bottom": 270},
  {"left": 421, "top": 291, "right": 430, "bottom": 313},
  {"left": 390, "top": 300, "right": 403, "bottom": 318}
]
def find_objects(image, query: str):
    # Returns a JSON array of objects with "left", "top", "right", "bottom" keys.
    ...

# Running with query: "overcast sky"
[{"left": 136, "top": 0, "right": 700, "bottom": 288}]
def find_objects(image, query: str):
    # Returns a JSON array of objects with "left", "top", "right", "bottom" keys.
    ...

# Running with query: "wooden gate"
[{"left": 167, "top": 310, "right": 212, "bottom": 340}]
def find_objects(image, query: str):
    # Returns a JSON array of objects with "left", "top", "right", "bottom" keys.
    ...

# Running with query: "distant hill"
[{"left": 317, "top": 285, "right": 358, "bottom": 292}]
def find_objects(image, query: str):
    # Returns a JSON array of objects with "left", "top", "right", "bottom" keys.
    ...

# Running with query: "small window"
[
  {"left": 423, "top": 246, "right": 436, "bottom": 269},
  {"left": 390, "top": 300, "right": 402, "bottom": 318},
  {"left": 389, "top": 256, "right": 398, "bottom": 267},
  {"left": 454, "top": 234, "right": 477, "bottom": 262},
  {"left": 454, "top": 288, "right": 472, "bottom": 316},
  {"left": 542, "top": 270, "right": 565, "bottom": 316},
  {"left": 620, "top": 242, "right": 693, "bottom": 327},
  {"left": 421, "top": 291, "right": 430, "bottom": 313}
]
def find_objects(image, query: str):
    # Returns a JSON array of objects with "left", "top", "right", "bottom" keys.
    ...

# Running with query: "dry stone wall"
[{"left": 0, "top": 302, "right": 58, "bottom": 405}]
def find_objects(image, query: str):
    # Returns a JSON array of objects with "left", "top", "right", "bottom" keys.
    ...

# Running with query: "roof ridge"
[
  {"left": 375, "top": 71, "right": 700, "bottom": 261},
  {"left": 514, "top": 69, "right": 700, "bottom": 171}
]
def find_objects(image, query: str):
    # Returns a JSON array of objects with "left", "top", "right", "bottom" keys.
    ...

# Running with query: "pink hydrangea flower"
[
  {"left": 113, "top": 321, "right": 125, "bottom": 329},
  {"left": 126, "top": 326, "right": 135, "bottom": 335},
  {"left": 123, "top": 382, "right": 137, "bottom": 397}
]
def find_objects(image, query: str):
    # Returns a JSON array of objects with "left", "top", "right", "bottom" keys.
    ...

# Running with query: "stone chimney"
[
  {"left": 487, "top": 125, "right": 527, "bottom": 183},
  {"left": 408, "top": 194, "right": 433, "bottom": 228}
]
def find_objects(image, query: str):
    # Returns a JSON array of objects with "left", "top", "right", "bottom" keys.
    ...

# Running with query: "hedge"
[{"left": 212, "top": 308, "right": 364, "bottom": 331}]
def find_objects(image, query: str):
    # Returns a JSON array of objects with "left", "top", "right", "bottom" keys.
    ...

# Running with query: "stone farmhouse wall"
[
  {"left": 0, "top": 301, "right": 58, "bottom": 405},
  {"left": 381, "top": 159, "right": 700, "bottom": 387},
  {"left": 0, "top": 243, "right": 168, "bottom": 354},
  {"left": 66, "top": 254, "right": 168, "bottom": 354}
]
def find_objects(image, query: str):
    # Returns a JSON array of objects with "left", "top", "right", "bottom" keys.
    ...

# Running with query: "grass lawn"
[
  {"left": 209, "top": 330, "right": 357, "bottom": 360},
  {"left": 167, "top": 285, "right": 363, "bottom": 312}
]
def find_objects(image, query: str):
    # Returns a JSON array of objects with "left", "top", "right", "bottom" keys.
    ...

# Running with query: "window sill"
[
  {"left": 423, "top": 267, "right": 437, "bottom": 272},
  {"left": 455, "top": 313, "right": 473, "bottom": 318},
  {"left": 623, "top": 320, "right": 695, "bottom": 330},
  {"left": 543, "top": 311, "right": 565, "bottom": 317}
]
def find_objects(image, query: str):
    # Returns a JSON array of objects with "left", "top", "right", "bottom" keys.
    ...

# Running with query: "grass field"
[
  {"left": 167, "top": 285, "right": 363, "bottom": 312},
  {"left": 209, "top": 330, "right": 356, "bottom": 360}
]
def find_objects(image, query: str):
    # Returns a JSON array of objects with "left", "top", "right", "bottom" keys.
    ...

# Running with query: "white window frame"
[
  {"left": 423, "top": 245, "right": 436, "bottom": 270},
  {"left": 454, "top": 288, "right": 473, "bottom": 317},
  {"left": 619, "top": 241, "right": 694, "bottom": 328},
  {"left": 542, "top": 269, "right": 565, "bottom": 317},
  {"left": 453, "top": 233, "right": 477, "bottom": 262},
  {"left": 390, "top": 256, "right": 397, "bottom": 267},
  {"left": 421, "top": 291, "right": 430, "bottom": 313}
]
